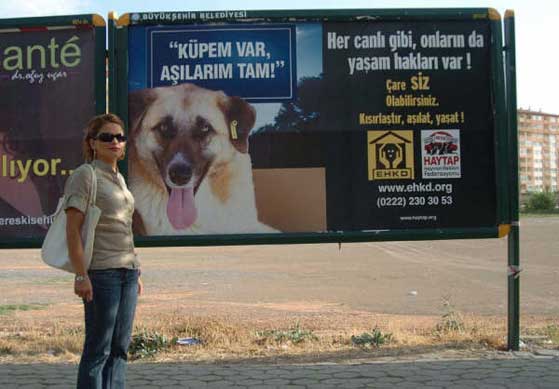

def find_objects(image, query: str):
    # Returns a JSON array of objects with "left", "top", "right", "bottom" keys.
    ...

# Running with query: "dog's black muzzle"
[{"left": 168, "top": 162, "right": 193, "bottom": 186}]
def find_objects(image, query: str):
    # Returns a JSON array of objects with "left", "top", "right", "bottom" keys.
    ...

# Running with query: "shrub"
[
  {"left": 435, "top": 296, "right": 465, "bottom": 334},
  {"left": 546, "top": 324, "right": 559, "bottom": 344},
  {"left": 525, "top": 192, "right": 556, "bottom": 212},
  {"left": 256, "top": 322, "right": 317, "bottom": 345},
  {"left": 351, "top": 326, "right": 392, "bottom": 347},
  {"left": 129, "top": 330, "right": 176, "bottom": 360}
]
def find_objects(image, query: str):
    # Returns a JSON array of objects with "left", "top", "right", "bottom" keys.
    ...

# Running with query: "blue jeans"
[{"left": 77, "top": 268, "right": 139, "bottom": 389}]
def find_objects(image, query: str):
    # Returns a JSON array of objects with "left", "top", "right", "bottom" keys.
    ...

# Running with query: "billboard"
[
  {"left": 114, "top": 9, "right": 510, "bottom": 245},
  {"left": 0, "top": 15, "right": 106, "bottom": 247}
]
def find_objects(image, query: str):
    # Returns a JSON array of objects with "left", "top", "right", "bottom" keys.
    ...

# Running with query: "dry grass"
[
  {"left": 2, "top": 305, "right": 557, "bottom": 364},
  {"left": 0, "top": 292, "right": 557, "bottom": 364},
  {"left": 0, "top": 322, "right": 83, "bottom": 363}
]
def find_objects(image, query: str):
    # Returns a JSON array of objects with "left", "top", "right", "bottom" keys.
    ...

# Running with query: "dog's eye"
[
  {"left": 154, "top": 117, "right": 177, "bottom": 140},
  {"left": 199, "top": 125, "right": 214, "bottom": 135},
  {"left": 193, "top": 117, "right": 214, "bottom": 140},
  {"left": 193, "top": 126, "right": 214, "bottom": 141}
]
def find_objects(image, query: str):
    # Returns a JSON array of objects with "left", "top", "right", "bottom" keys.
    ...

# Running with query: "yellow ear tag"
[{"left": 230, "top": 120, "right": 238, "bottom": 140}]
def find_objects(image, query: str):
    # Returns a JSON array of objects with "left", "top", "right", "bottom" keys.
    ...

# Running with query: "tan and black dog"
[{"left": 128, "top": 83, "right": 277, "bottom": 235}]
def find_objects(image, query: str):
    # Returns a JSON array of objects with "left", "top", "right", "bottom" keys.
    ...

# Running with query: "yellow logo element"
[{"left": 368, "top": 130, "right": 414, "bottom": 180}]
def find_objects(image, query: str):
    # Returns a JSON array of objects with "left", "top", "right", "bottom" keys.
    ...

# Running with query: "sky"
[{"left": 0, "top": 0, "right": 557, "bottom": 114}]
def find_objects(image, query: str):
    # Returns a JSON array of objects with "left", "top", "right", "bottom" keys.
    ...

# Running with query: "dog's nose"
[{"left": 168, "top": 163, "right": 192, "bottom": 186}]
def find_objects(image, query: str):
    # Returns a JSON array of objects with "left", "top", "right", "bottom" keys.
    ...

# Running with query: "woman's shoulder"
[
  {"left": 70, "top": 162, "right": 91, "bottom": 177},
  {"left": 66, "top": 163, "right": 94, "bottom": 186}
]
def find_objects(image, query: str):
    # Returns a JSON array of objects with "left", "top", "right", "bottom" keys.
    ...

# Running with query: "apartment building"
[{"left": 518, "top": 109, "right": 559, "bottom": 193}]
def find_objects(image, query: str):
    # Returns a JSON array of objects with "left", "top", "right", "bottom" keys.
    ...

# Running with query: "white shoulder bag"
[{"left": 41, "top": 164, "right": 101, "bottom": 273}]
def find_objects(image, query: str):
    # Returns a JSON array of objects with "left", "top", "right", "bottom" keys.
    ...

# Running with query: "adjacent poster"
[
  {"left": 124, "top": 12, "right": 501, "bottom": 237},
  {"left": 320, "top": 20, "right": 495, "bottom": 231},
  {"left": 0, "top": 25, "right": 96, "bottom": 240}
]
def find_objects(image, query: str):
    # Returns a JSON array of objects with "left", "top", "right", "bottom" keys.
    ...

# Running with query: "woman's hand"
[
  {"left": 74, "top": 276, "right": 93, "bottom": 302},
  {"left": 138, "top": 276, "right": 144, "bottom": 296}
]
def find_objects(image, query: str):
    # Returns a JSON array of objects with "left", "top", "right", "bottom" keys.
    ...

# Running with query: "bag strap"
[{"left": 85, "top": 164, "right": 98, "bottom": 207}]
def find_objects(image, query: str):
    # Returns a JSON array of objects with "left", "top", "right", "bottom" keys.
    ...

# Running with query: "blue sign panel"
[{"left": 141, "top": 25, "right": 296, "bottom": 102}]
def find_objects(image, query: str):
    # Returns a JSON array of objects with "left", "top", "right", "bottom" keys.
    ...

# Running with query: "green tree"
[
  {"left": 256, "top": 76, "right": 322, "bottom": 133},
  {"left": 525, "top": 191, "right": 557, "bottom": 212}
]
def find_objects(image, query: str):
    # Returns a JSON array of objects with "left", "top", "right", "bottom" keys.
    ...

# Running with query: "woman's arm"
[{"left": 66, "top": 208, "right": 93, "bottom": 302}]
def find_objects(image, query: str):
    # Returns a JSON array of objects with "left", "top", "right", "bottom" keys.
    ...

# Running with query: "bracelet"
[{"left": 75, "top": 275, "right": 86, "bottom": 282}]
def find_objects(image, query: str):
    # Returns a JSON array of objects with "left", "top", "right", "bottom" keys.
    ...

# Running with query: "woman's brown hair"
[{"left": 82, "top": 113, "right": 126, "bottom": 162}]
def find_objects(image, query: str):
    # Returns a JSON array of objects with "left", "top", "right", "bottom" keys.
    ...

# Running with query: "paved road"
[{"left": 1, "top": 351, "right": 558, "bottom": 388}]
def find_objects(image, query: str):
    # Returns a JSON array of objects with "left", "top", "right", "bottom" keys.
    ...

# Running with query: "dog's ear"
[
  {"left": 128, "top": 89, "right": 156, "bottom": 135},
  {"left": 219, "top": 96, "right": 255, "bottom": 154}
]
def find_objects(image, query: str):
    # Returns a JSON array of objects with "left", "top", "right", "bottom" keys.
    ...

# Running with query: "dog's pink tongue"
[{"left": 167, "top": 187, "right": 197, "bottom": 229}]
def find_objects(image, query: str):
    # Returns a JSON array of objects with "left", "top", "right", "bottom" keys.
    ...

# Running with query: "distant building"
[{"left": 518, "top": 109, "right": 559, "bottom": 193}]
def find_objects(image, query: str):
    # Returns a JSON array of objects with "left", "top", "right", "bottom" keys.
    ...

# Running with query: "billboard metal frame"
[{"left": 504, "top": 9, "right": 520, "bottom": 351}]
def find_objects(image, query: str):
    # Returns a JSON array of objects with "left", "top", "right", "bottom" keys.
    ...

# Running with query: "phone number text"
[{"left": 376, "top": 195, "right": 453, "bottom": 208}]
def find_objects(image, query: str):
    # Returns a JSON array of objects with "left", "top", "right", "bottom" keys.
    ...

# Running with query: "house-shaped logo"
[{"left": 367, "top": 130, "right": 414, "bottom": 180}]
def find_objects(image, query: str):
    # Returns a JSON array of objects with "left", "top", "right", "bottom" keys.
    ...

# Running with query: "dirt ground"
[{"left": 0, "top": 217, "right": 557, "bottom": 324}]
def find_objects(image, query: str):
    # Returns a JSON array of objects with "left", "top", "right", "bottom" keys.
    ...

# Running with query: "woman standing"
[{"left": 64, "top": 113, "right": 143, "bottom": 388}]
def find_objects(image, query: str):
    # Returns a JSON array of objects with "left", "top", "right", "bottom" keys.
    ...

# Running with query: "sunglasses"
[{"left": 95, "top": 132, "right": 127, "bottom": 143}]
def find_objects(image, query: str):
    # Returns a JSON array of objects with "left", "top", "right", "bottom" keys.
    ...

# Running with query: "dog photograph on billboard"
[{"left": 115, "top": 9, "right": 508, "bottom": 240}]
